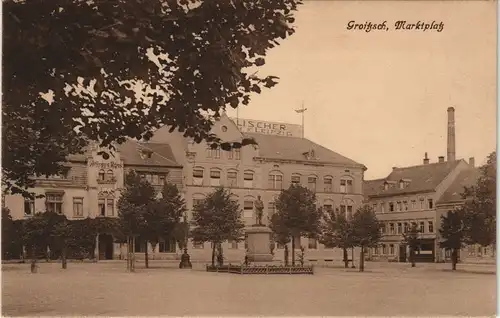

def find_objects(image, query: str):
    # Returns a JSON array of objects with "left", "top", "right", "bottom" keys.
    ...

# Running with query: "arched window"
[
  {"left": 268, "top": 170, "right": 283, "bottom": 189},
  {"left": 307, "top": 174, "right": 318, "bottom": 192},
  {"left": 323, "top": 199, "right": 334, "bottom": 212},
  {"left": 324, "top": 175, "right": 333, "bottom": 192},
  {"left": 243, "top": 170, "right": 254, "bottom": 188},
  {"left": 230, "top": 194, "right": 239, "bottom": 203},
  {"left": 227, "top": 169, "right": 238, "bottom": 188},
  {"left": 243, "top": 195, "right": 255, "bottom": 219},
  {"left": 192, "top": 193, "right": 205, "bottom": 212},
  {"left": 98, "top": 169, "right": 105, "bottom": 181},
  {"left": 106, "top": 169, "right": 114, "bottom": 181},
  {"left": 340, "top": 199, "right": 355, "bottom": 218},
  {"left": 291, "top": 173, "right": 301, "bottom": 186},
  {"left": 340, "top": 176, "right": 354, "bottom": 193},
  {"left": 192, "top": 167, "right": 204, "bottom": 186},
  {"left": 210, "top": 168, "right": 221, "bottom": 187}
]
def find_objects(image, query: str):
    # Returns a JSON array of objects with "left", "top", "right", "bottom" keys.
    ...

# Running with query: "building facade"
[
  {"left": 5, "top": 114, "right": 366, "bottom": 263},
  {"left": 364, "top": 107, "right": 494, "bottom": 264},
  {"left": 152, "top": 113, "right": 367, "bottom": 263},
  {"left": 364, "top": 156, "right": 473, "bottom": 262},
  {"left": 435, "top": 168, "right": 495, "bottom": 264},
  {"left": 4, "top": 139, "right": 183, "bottom": 260}
]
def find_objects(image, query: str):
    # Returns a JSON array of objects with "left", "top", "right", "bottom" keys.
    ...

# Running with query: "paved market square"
[{"left": 2, "top": 261, "right": 496, "bottom": 316}]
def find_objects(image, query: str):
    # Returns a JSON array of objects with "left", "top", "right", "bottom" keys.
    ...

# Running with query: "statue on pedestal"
[{"left": 254, "top": 195, "right": 264, "bottom": 226}]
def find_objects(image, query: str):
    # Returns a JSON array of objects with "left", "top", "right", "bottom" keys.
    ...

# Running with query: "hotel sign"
[
  {"left": 230, "top": 118, "right": 302, "bottom": 137},
  {"left": 89, "top": 160, "right": 123, "bottom": 169}
]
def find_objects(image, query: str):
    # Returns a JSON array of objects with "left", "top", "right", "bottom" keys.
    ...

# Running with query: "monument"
[{"left": 245, "top": 195, "right": 273, "bottom": 262}]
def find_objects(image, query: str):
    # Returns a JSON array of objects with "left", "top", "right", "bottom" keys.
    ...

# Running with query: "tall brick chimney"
[
  {"left": 469, "top": 157, "right": 475, "bottom": 167},
  {"left": 447, "top": 107, "right": 456, "bottom": 162}
]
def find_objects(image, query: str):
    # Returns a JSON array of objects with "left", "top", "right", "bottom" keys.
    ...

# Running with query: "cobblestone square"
[{"left": 2, "top": 261, "right": 496, "bottom": 316}]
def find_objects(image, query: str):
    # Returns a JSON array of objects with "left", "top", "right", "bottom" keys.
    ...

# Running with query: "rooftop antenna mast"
[{"left": 295, "top": 101, "right": 307, "bottom": 138}]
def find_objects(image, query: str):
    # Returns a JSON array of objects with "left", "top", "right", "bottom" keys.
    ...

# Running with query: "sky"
[{"left": 226, "top": 0, "right": 497, "bottom": 180}]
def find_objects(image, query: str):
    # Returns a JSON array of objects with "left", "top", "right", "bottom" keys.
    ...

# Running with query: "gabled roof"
[
  {"left": 118, "top": 140, "right": 181, "bottom": 167},
  {"left": 245, "top": 133, "right": 365, "bottom": 168},
  {"left": 365, "top": 160, "right": 463, "bottom": 198},
  {"left": 363, "top": 178, "right": 386, "bottom": 197},
  {"left": 437, "top": 168, "right": 481, "bottom": 205},
  {"left": 67, "top": 152, "right": 88, "bottom": 162}
]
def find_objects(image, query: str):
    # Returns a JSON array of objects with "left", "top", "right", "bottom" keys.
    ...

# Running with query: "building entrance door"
[
  {"left": 399, "top": 244, "right": 407, "bottom": 262},
  {"left": 98, "top": 234, "right": 114, "bottom": 260}
]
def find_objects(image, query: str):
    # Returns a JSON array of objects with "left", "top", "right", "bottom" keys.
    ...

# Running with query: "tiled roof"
[
  {"left": 118, "top": 140, "right": 181, "bottom": 167},
  {"left": 67, "top": 153, "right": 88, "bottom": 162},
  {"left": 245, "top": 133, "right": 365, "bottom": 168},
  {"left": 437, "top": 168, "right": 481, "bottom": 204},
  {"left": 365, "top": 160, "right": 462, "bottom": 197},
  {"left": 363, "top": 179, "right": 386, "bottom": 197}
]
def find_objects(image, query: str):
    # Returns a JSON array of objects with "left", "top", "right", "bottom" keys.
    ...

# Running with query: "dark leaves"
[
  {"left": 254, "top": 57, "right": 265, "bottom": 66},
  {"left": 3, "top": 0, "right": 302, "bottom": 194}
]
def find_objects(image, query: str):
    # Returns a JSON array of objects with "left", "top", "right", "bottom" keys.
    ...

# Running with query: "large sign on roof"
[{"left": 230, "top": 118, "right": 302, "bottom": 137}]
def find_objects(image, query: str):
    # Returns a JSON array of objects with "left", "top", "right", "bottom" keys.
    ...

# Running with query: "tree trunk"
[
  {"left": 343, "top": 247, "right": 349, "bottom": 268},
  {"left": 217, "top": 243, "right": 224, "bottom": 266},
  {"left": 62, "top": 245, "right": 67, "bottom": 269},
  {"left": 126, "top": 237, "right": 130, "bottom": 271},
  {"left": 144, "top": 240, "right": 149, "bottom": 269},
  {"left": 30, "top": 244, "right": 38, "bottom": 274},
  {"left": 211, "top": 242, "right": 216, "bottom": 267},
  {"left": 359, "top": 246, "right": 365, "bottom": 272},
  {"left": 452, "top": 248, "right": 458, "bottom": 271},
  {"left": 131, "top": 236, "right": 136, "bottom": 272},
  {"left": 410, "top": 248, "right": 416, "bottom": 267},
  {"left": 284, "top": 245, "right": 289, "bottom": 266},
  {"left": 291, "top": 237, "right": 296, "bottom": 266}
]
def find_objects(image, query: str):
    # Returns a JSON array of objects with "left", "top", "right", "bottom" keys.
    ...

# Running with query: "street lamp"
[{"left": 179, "top": 212, "right": 192, "bottom": 269}]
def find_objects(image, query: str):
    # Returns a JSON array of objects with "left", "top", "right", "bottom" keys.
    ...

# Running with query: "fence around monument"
[{"left": 206, "top": 264, "right": 314, "bottom": 275}]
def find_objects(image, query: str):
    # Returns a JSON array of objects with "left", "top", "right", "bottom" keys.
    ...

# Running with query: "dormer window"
[
  {"left": 384, "top": 182, "right": 389, "bottom": 191},
  {"left": 399, "top": 181, "right": 404, "bottom": 189},
  {"left": 303, "top": 149, "right": 316, "bottom": 160},
  {"left": 141, "top": 150, "right": 153, "bottom": 159}
]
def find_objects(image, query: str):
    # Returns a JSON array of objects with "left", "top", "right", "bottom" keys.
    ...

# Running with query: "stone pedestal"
[{"left": 246, "top": 225, "right": 273, "bottom": 262}]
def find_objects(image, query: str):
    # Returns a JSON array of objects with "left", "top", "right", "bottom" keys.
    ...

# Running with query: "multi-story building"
[
  {"left": 152, "top": 113, "right": 367, "bottom": 262},
  {"left": 364, "top": 156, "right": 473, "bottom": 262},
  {"left": 363, "top": 107, "right": 487, "bottom": 263},
  {"left": 4, "top": 139, "right": 183, "bottom": 260},
  {"left": 5, "top": 113, "right": 366, "bottom": 263},
  {"left": 435, "top": 166, "right": 495, "bottom": 264}
]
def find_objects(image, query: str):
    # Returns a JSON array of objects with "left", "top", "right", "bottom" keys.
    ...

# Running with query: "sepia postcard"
[{"left": 1, "top": 0, "right": 497, "bottom": 317}]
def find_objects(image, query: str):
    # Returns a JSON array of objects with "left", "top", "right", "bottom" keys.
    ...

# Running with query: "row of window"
[
  {"left": 24, "top": 195, "right": 115, "bottom": 218},
  {"left": 206, "top": 147, "right": 241, "bottom": 160},
  {"left": 373, "top": 244, "right": 396, "bottom": 255},
  {"left": 138, "top": 172, "right": 168, "bottom": 186},
  {"left": 97, "top": 169, "right": 115, "bottom": 182},
  {"left": 193, "top": 168, "right": 354, "bottom": 193},
  {"left": 192, "top": 198, "right": 355, "bottom": 220},
  {"left": 372, "top": 198, "right": 434, "bottom": 213},
  {"left": 193, "top": 168, "right": 255, "bottom": 188},
  {"left": 380, "top": 220, "right": 434, "bottom": 235},
  {"left": 467, "top": 245, "right": 495, "bottom": 257},
  {"left": 97, "top": 170, "right": 167, "bottom": 186}
]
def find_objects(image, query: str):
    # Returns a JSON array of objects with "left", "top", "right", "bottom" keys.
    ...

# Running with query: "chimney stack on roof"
[
  {"left": 447, "top": 107, "right": 456, "bottom": 162},
  {"left": 423, "top": 152, "right": 430, "bottom": 165},
  {"left": 438, "top": 156, "right": 445, "bottom": 163},
  {"left": 469, "top": 157, "right": 475, "bottom": 167}
]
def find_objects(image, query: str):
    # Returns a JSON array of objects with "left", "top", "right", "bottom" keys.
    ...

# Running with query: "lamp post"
[
  {"left": 351, "top": 247, "right": 356, "bottom": 268},
  {"left": 179, "top": 213, "right": 192, "bottom": 269}
]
